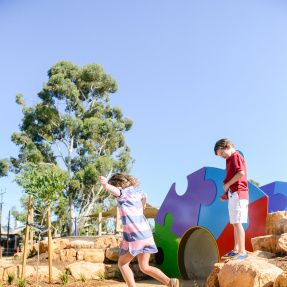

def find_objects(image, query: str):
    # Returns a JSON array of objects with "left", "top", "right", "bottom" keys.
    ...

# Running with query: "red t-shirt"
[{"left": 223, "top": 151, "right": 249, "bottom": 200}]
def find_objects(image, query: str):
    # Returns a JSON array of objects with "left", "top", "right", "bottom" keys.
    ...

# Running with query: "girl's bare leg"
[
  {"left": 138, "top": 253, "right": 171, "bottom": 286},
  {"left": 118, "top": 252, "right": 136, "bottom": 287}
]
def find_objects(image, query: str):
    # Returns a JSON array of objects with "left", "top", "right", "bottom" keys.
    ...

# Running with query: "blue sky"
[{"left": 0, "top": 0, "right": 287, "bottom": 226}]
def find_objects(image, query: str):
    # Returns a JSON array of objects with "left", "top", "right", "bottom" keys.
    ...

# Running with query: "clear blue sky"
[{"left": 1, "top": 0, "right": 287, "bottom": 226}]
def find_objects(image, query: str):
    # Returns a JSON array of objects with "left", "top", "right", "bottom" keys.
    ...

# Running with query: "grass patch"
[
  {"left": 7, "top": 272, "right": 16, "bottom": 285},
  {"left": 60, "top": 270, "right": 70, "bottom": 285},
  {"left": 18, "top": 277, "right": 27, "bottom": 287}
]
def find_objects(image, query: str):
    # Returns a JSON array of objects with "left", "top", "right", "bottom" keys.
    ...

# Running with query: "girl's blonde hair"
[
  {"left": 214, "top": 138, "right": 234, "bottom": 155},
  {"left": 108, "top": 173, "right": 140, "bottom": 189}
]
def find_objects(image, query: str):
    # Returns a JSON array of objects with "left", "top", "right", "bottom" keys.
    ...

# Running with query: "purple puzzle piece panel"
[
  {"left": 260, "top": 182, "right": 287, "bottom": 213},
  {"left": 155, "top": 167, "right": 216, "bottom": 238}
]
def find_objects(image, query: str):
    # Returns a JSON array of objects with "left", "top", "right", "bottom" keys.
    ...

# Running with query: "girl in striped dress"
[{"left": 99, "top": 173, "right": 179, "bottom": 287}]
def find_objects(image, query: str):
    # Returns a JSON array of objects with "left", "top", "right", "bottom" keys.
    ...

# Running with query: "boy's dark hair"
[
  {"left": 108, "top": 173, "right": 140, "bottom": 189},
  {"left": 214, "top": 139, "right": 234, "bottom": 155}
]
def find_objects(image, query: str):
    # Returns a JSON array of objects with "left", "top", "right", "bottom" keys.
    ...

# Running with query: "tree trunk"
[{"left": 69, "top": 196, "right": 75, "bottom": 236}]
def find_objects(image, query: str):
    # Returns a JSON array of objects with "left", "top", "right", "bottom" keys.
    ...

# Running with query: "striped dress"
[{"left": 114, "top": 186, "right": 158, "bottom": 257}]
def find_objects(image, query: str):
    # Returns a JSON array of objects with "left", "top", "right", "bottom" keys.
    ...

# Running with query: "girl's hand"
[{"left": 99, "top": 176, "right": 107, "bottom": 187}]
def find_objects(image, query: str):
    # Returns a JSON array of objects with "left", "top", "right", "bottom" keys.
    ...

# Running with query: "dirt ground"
[
  {"left": 1, "top": 255, "right": 206, "bottom": 287},
  {"left": 0, "top": 278, "right": 207, "bottom": 287}
]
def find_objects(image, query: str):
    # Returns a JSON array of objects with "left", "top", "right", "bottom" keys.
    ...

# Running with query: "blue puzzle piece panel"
[{"left": 198, "top": 167, "right": 230, "bottom": 239}]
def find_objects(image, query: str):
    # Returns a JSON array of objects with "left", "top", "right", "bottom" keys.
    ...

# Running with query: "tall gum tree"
[{"left": 11, "top": 60, "right": 134, "bottom": 235}]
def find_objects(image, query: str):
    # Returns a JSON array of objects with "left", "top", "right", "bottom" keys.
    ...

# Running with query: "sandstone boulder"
[
  {"left": 59, "top": 249, "right": 76, "bottom": 262},
  {"left": 218, "top": 257, "right": 283, "bottom": 287},
  {"left": 94, "top": 236, "right": 117, "bottom": 249},
  {"left": 117, "top": 237, "right": 123, "bottom": 248},
  {"left": 274, "top": 271, "right": 287, "bottom": 287},
  {"left": 206, "top": 263, "right": 224, "bottom": 287},
  {"left": 39, "top": 238, "right": 69, "bottom": 253},
  {"left": 77, "top": 249, "right": 105, "bottom": 263},
  {"left": 30, "top": 266, "right": 61, "bottom": 281},
  {"left": 250, "top": 250, "right": 276, "bottom": 259},
  {"left": 66, "top": 240, "right": 94, "bottom": 249},
  {"left": 3, "top": 265, "right": 19, "bottom": 281},
  {"left": 251, "top": 234, "right": 279, "bottom": 253},
  {"left": 104, "top": 263, "right": 119, "bottom": 278},
  {"left": 106, "top": 247, "right": 120, "bottom": 261},
  {"left": 266, "top": 211, "right": 287, "bottom": 235},
  {"left": 66, "top": 262, "right": 105, "bottom": 280}
]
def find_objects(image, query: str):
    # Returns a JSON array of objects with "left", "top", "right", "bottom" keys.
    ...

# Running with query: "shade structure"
[{"left": 89, "top": 203, "right": 158, "bottom": 219}]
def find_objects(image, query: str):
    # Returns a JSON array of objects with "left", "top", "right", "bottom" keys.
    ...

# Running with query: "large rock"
[
  {"left": 29, "top": 266, "right": 61, "bottom": 281},
  {"left": 218, "top": 257, "right": 283, "bottom": 287},
  {"left": 77, "top": 249, "right": 105, "bottom": 263},
  {"left": 106, "top": 247, "right": 120, "bottom": 262},
  {"left": 94, "top": 236, "right": 117, "bottom": 249},
  {"left": 59, "top": 249, "right": 76, "bottom": 262},
  {"left": 251, "top": 235, "right": 280, "bottom": 253},
  {"left": 66, "top": 240, "right": 94, "bottom": 249},
  {"left": 104, "top": 263, "right": 119, "bottom": 278},
  {"left": 206, "top": 263, "right": 224, "bottom": 287},
  {"left": 252, "top": 234, "right": 287, "bottom": 255},
  {"left": 117, "top": 237, "right": 123, "bottom": 248},
  {"left": 274, "top": 271, "right": 287, "bottom": 287},
  {"left": 266, "top": 211, "right": 287, "bottom": 235},
  {"left": 251, "top": 250, "right": 276, "bottom": 259},
  {"left": 66, "top": 262, "right": 105, "bottom": 280},
  {"left": 3, "top": 265, "right": 19, "bottom": 281},
  {"left": 0, "top": 267, "right": 4, "bottom": 281},
  {"left": 38, "top": 238, "right": 69, "bottom": 253}
]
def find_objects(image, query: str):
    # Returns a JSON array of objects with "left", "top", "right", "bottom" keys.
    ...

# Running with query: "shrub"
[{"left": 7, "top": 272, "right": 16, "bottom": 285}]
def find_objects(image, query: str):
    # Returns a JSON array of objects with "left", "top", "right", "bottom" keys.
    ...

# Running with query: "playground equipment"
[{"left": 154, "top": 165, "right": 282, "bottom": 280}]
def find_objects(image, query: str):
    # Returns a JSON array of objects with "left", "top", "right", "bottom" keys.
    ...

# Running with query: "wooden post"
[
  {"left": 30, "top": 207, "right": 33, "bottom": 252},
  {"left": 22, "top": 195, "right": 32, "bottom": 279},
  {"left": 115, "top": 207, "right": 121, "bottom": 234},
  {"left": 98, "top": 212, "right": 102, "bottom": 236},
  {"left": 47, "top": 205, "right": 53, "bottom": 283}
]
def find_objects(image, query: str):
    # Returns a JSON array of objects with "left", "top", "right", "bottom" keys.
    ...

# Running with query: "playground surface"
[{"left": 1, "top": 278, "right": 206, "bottom": 286}]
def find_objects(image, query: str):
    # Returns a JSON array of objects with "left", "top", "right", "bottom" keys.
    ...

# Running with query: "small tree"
[{"left": 14, "top": 163, "right": 67, "bottom": 226}]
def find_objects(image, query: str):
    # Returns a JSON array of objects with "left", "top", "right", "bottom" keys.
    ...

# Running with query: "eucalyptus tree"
[
  {"left": 0, "top": 159, "right": 10, "bottom": 177},
  {"left": 11, "top": 60, "right": 133, "bottom": 235}
]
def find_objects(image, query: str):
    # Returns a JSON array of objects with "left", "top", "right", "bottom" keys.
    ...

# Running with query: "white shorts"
[{"left": 228, "top": 189, "right": 249, "bottom": 224}]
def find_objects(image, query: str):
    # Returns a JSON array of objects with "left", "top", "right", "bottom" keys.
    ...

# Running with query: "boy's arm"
[
  {"left": 99, "top": 176, "right": 121, "bottom": 197},
  {"left": 223, "top": 170, "right": 245, "bottom": 192}
]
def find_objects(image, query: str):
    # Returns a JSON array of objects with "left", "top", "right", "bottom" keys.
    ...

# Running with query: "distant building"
[{"left": 1, "top": 221, "right": 25, "bottom": 255}]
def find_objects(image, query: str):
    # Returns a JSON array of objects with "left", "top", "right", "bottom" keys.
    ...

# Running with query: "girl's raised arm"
[{"left": 99, "top": 176, "right": 121, "bottom": 197}]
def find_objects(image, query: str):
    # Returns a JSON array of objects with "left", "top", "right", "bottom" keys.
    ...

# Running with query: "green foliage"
[
  {"left": 97, "top": 271, "right": 105, "bottom": 281},
  {"left": 249, "top": 179, "right": 260, "bottom": 187},
  {"left": 0, "top": 159, "right": 10, "bottom": 177},
  {"left": 7, "top": 272, "right": 16, "bottom": 284},
  {"left": 14, "top": 163, "right": 67, "bottom": 225},
  {"left": 12, "top": 60, "right": 134, "bottom": 235},
  {"left": 14, "top": 162, "right": 67, "bottom": 202},
  {"left": 17, "top": 277, "right": 27, "bottom": 287},
  {"left": 60, "top": 270, "right": 70, "bottom": 285},
  {"left": 80, "top": 272, "right": 86, "bottom": 282}
]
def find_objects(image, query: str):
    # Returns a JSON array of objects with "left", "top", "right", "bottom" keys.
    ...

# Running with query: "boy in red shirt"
[{"left": 214, "top": 139, "right": 249, "bottom": 260}]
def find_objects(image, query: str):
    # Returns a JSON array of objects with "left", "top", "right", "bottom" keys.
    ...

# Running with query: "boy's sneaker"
[
  {"left": 230, "top": 253, "right": 248, "bottom": 260},
  {"left": 170, "top": 278, "right": 179, "bottom": 287},
  {"left": 221, "top": 250, "right": 238, "bottom": 259}
]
